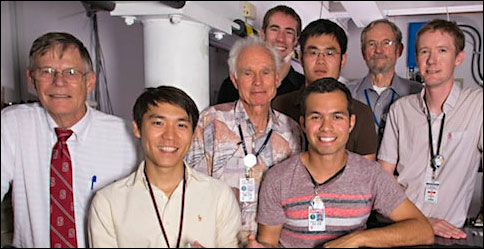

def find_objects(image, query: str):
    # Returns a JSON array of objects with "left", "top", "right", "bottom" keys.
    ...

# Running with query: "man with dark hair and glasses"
[
  {"left": 272, "top": 19, "right": 378, "bottom": 161},
  {"left": 347, "top": 19, "right": 422, "bottom": 142},
  {"left": 1, "top": 32, "right": 140, "bottom": 247}
]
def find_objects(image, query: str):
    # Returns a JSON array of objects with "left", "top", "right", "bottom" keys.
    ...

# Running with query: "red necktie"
[{"left": 50, "top": 128, "right": 77, "bottom": 248}]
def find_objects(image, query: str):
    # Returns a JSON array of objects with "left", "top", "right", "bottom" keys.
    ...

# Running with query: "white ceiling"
[
  {"left": 111, "top": 1, "right": 482, "bottom": 41},
  {"left": 251, "top": 1, "right": 483, "bottom": 31}
]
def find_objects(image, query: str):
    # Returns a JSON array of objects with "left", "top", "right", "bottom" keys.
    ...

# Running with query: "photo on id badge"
[{"left": 308, "top": 195, "right": 326, "bottom": 231}]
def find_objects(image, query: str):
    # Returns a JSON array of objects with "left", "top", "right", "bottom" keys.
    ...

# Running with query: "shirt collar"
[
  {"left": 131, "top": 160, "right": 207, "bottom": 189},
  {"left": 442, "top": 82, "right": 461, "bottom": 112},
  {"left": 46, "top": 104, "right": 92, "bottom": 143},
  {"left": 359, "top": 75, "right": 374, "bottom": 92},
  {"left": 359, "top": 74, "right": 407, "bottom": 96},
  {"left": 418, "top": 82, "right": 461, "bottom": 115},
  {"left": 389, "top": 75, "right": 409, "bottom": 96},
  {"left": 234, "top": 100, "right": 280, "bottom": 133}
]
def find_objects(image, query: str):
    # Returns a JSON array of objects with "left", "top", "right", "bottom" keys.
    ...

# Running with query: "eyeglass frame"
[
  {"left": 303, "top": 48, "right": 342, "bottom": 59},
  {"left": 31, "top": 67, "right": 90, "bottom": 84},
  {"left": 364, "top": 39, "right": 395, "bottom": 50}
]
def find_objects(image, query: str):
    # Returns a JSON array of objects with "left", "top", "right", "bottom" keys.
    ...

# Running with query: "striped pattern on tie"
[{"left": 50, "top": 128, "right": 77, "bottom": 248}]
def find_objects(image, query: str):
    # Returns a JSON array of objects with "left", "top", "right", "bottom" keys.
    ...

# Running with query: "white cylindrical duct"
[{"left": 143, "top": 17, "right": 210, "bottom": 111}]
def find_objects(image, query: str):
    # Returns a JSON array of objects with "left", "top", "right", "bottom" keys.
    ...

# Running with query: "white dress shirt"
[
  {"left": 88, "top": 161, "right": 241, "bottom": 248},
  {"left": 1, "top": 103, "right": 140, "bottom": 248}
]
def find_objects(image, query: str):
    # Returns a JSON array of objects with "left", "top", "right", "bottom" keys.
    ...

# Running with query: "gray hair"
[
  {"left": 360, "top": 19, "right": 403, "bottom": 48},
  {"left": 228, "top": 35, "right": 280, "bottom": 78},
  {"left": 29, "top": 32, "right": 93, "bottom": 71}
]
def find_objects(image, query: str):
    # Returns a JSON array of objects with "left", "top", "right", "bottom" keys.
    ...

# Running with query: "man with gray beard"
[{"left": 347, "top": 19, "right": 422, "bottom": 142}]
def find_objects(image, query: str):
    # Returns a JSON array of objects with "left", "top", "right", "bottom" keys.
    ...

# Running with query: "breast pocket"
[
  {"left": 448, "top": 130, "right": 469, "bottom": 141},
  {"left": 444, "top": 130, "right": 471, "bottom": 154}
]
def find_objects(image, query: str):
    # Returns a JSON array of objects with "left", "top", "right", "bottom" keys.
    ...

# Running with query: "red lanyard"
[{"left": 144, "top": 166, "right": 186, "bottom": 248}]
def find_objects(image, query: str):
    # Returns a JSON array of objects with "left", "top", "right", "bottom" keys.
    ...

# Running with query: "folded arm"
[{"left": 323, "top": 199, "right": 434, "bottom": 248}]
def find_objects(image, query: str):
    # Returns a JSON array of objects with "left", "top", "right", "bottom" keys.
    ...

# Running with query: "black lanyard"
[
  {"left": 364, "top": 89, "right": 396, "bottom": 128},
  {"left": 424, "top": 101, "right": 446, "bottom": 172},
  {"left": 238, "top": 124, "right": 273, "bottom": 157},
  {"left": 305, "top": 165, "right": 346, "bottom": 193},
  {"left": 144, "top": 166, "right": 186, "bottom": 248}
]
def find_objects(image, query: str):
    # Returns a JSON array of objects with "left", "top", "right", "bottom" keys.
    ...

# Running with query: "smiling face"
[
  {"left": 231, "top": 45, "right": 279, "bottom": 108},
  {"left": 300, "top": 91, "right": 355, "bottom": 157},
  {"left": 362, "top": 23, "right": 402, "bottom": 74},
  {"left": 27, "top": 45, "right": 95, "bottom": 127},
  {"left": 301, "top": 34, "right": 346, "bottom": 85},
  {"left": 261, "top": 11, "right": 299, "bottom": 61},
  {"left": 417, "top": 30, "right": 465, "bottom": 89},
  {"left": 133, "top": 102, "right": 193, "bottom": 171}
]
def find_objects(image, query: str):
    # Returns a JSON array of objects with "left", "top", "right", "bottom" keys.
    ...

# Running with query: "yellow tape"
[{"left": 245, "top": 23, "right": 254, "bottom": 36}]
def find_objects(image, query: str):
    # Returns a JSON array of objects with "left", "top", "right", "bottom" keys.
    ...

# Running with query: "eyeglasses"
[
  {"left": 304, "top": 49, "right": 341, "bottom": 59},
  {"left": 365, "top": 40, "right": 394, "bottom": 49},
  {"left": 33, "top": 67, "right": 88, "bottom": 83}
]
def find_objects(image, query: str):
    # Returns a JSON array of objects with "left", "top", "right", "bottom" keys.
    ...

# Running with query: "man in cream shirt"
[
  {"left": 378, "top": 19, "right": 483, "bottom": 240},
  {"left": 88, "top": 86, "right": 241, "bottom": 247}
]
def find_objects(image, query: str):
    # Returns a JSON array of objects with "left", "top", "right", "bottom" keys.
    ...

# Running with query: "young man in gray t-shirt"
[{"left": 251, "top": 78, "right": 434, "bottom": 248}]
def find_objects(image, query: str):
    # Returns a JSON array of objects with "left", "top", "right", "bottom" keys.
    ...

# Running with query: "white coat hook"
[
  {"left": 124, "top": 16, "right": 136, "bottom": 26},
  {"left": 169, "top": 14, "right": 182, "bottom": 25},
  {"left": 213, "top": 31, "right": 225, "bottom": 41}
]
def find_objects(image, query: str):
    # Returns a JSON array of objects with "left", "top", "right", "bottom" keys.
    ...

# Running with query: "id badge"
[
  {"left": 308, "top": 206, "right": 326, "bottom": 232},
  {"left": 240, "top": 178, "right": 256, "bottom": 202},
  {"left": 424, "top": 181, "right": 440, "bottom": 203}
]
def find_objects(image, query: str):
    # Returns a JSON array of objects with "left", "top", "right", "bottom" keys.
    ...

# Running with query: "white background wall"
[
  {"left": 2, "top": 1, "right": 483, "bottom": 121},
  {"left": 1, "top": 1, "right": 20, "bottom": 104},
  {"left": 1, "top": 1, "right": 144, "bottom": 120}
]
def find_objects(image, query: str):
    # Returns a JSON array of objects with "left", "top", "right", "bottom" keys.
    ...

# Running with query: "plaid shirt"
[{"left": 186, "top": 100, "right": 303, "bottom": 233}]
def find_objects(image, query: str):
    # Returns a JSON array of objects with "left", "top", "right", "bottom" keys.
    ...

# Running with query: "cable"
[
  {"left": 83, "top": 2, "right": 114, "bottom": 113},
  {"left": 459, "top": 25, "right": 483, "bottom": 87},
  {"left": 459, "top": 24, "right": 483, "bottom": 81},
  {"left": 461, "top": 29, "right": 480, "bottom": 87},
  {"left": 90, "top": 12, "right": 114, "bottom": 114},
  {"left": 319, "top": 1, "right": 323, "bottom": 19}
]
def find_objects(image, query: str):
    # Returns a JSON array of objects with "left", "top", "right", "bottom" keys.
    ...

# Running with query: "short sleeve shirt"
[
  {"left": 185, "top": 101, "right": 303, "bottom": 232},
  {"left": 378, "top": 84, "right": 483, "bottom": 227},
  {"left": 257, "top": 152, "right": 406, "bottom": 248}
]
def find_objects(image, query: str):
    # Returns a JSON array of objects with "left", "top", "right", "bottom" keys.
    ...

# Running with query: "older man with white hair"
[{"left": 186, "top": 35, "right": 303, "bottom": 246}]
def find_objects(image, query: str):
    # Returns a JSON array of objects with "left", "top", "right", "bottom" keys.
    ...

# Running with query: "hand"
[
  {"left": 428, "top": 218, "right": 467, "bottom": 239},
  {"left": 191, "top": 240, "right": 205, "bottom": 248},
  {"left": 248, "top": 233, "right": 268, "bottom": 248}
]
